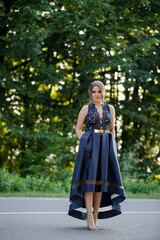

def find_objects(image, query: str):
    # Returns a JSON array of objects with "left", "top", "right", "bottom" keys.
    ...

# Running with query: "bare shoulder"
[
  {"left": 81, "top": 104, "right": 88, "bottom": 110},
  {"left": 108, "top": 104, "right": 115, "bottom": 113},
  {"left": 80, "top": 104, "right": 88, "bottom": 115}
]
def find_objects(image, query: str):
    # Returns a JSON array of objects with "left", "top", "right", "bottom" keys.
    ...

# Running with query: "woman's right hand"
[{"left": 79, "top": 134, "right": 83, "bottom": 141}]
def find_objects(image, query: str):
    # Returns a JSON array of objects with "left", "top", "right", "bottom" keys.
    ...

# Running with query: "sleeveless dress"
[{"left": 68, "top": 102, "right": 126, "bottom": 220}]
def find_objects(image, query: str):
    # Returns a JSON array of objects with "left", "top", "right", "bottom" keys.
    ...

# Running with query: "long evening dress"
[{"left": 68, "top": 102, "right": 126, "bottom": 220}]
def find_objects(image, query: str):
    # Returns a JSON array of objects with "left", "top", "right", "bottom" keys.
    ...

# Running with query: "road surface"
[{"left": 0, "top": 198, "right": 160, "bottom": 240}]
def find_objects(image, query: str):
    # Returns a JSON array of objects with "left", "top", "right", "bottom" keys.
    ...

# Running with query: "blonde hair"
[{"left": 88, "top": 80, "right": 106, "bottom": 104}]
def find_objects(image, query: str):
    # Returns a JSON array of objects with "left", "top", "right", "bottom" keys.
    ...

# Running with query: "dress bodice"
[{"left": 84, "top": 102, "right": 111, "bottom": 130}]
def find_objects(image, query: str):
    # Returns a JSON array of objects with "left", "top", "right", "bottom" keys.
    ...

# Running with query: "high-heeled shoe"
[
  {"left": 93, "top": 212, "right": 99, "bottom": 230},
  {"left": 86, "top": 214, "right": 97, "bottom": 231}
]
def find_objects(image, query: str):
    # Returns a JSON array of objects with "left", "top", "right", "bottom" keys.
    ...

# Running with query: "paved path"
[{"left": 0, "top": 198, "right": 160, "bottom": 240}]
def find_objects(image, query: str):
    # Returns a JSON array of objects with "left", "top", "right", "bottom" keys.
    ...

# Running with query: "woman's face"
[{"left": 91, "top": 86, "right": 103, "bottom": 103}]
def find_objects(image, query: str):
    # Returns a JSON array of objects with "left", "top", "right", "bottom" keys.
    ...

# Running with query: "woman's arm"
[
  {"left": 109, "top": 105, "right": 116, "bottom": 138},
  {"left": 75, "top": 105, "right": 88, "bottom": 140}
]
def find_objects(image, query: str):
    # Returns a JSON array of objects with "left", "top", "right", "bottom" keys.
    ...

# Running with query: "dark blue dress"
[{"left": 68, "top": 102, "right": 126, "bottom": 220}]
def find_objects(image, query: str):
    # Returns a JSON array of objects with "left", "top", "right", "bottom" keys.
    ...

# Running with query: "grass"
[
  {"left": 0, "top": 191, "right": 160, "bottom": 199},
  {"left": 126, "top": 191, "right": 160, "bottom": 199},
  {"left": 0, "top": 191, "right": 69, "bottom": 198}
]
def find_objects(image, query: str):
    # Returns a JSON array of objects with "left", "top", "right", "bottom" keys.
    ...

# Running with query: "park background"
[{"left": 0, "top": 0, "right": 160, "bottom": 198}]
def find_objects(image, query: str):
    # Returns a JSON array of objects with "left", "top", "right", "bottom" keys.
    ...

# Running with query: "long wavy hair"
[{"left": 88, "top": 81, "right": 106, "bottom": 104}]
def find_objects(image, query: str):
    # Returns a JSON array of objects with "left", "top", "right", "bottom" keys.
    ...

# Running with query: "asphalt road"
[{"left": 0, "top": 198, "right": 160, "bottom": 240}]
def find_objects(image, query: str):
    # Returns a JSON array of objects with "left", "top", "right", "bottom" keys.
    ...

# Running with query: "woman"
[{"left": 68, "top": 80, "right": 126, "bottom": 230}]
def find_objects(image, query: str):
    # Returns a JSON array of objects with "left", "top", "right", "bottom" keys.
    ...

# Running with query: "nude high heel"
[
  {"left": 86, "top": 213, "right": 97, "bottom": 231},
  {"left": 93, "top": 212, "right": 99, "bottom": 230}
]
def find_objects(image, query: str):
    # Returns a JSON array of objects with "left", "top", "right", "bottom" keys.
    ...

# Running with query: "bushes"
[
  {"left": 0, "top": 169, "right": 70, "bottom": 193},
  {"left": 0, "top": 168, "right": 159, "bottom": 195},
  {"left": 123, "top": 175, "right": 160, "bottom": 194}
]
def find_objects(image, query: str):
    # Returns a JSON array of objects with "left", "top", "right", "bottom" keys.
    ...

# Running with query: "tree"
[{"left": 0, "top": 0, "right": 159, "bottom": 180}]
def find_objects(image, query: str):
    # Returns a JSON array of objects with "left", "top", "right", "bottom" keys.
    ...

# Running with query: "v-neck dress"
[{"left": 68, "top": 102, "right": 126, "bottom": 220}]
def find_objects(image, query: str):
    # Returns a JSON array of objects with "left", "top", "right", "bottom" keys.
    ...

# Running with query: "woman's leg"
[
  {"left": 93, "top": 192, "right": 102, "bottom": 214},
  {"left": 93, "top": 180, "right": 103, "bottom": 214},
  {"left": 84, "top": 192, "right": 93, "bottom": 215},
  {"left": 84, "top": 192, "right": 96, "bottom": 230},
  {"left": 93, "top": 182, "right": 102, "bottom": 228}
]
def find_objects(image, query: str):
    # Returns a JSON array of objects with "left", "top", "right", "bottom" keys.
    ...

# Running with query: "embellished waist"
[{"left": 94, "top": 129, "right": 108, "bottom": 133}]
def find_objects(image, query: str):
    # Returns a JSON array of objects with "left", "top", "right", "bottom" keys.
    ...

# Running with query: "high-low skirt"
[{"left": 68, "top": 129, "right": 126, "bottom": 220}]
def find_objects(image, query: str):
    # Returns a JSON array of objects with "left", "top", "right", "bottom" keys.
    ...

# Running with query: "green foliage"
[
  {"left": 1, "top": 169, "right": 159, "bottom": 196},
  {"left": 120, "top": 139, "right": 159, "bottom": 179},
  {"left": 0, "top": 0, "right": 159, "bottom": 181},
  {"left": 0, "top": 168, "right": 70, "bottom": 193},
  {"left": 123, "top": 175, "right": 160, "bottom": 194}
]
